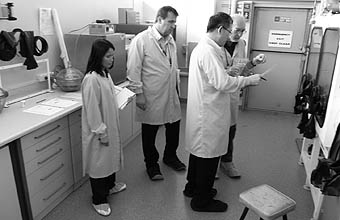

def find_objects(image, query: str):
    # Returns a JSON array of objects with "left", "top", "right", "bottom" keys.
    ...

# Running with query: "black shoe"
[
  {"left": 183, "top": 188, "right": 217, "bottom": 198},
  {"left": 190, "top": 199, "right": 228, "bottom": 212},
  {"left": 146, "top": 166, "right": 164, "bottom": 181},
  {"left": 163, "top": 158, "right": 186, "bottom": 171}
]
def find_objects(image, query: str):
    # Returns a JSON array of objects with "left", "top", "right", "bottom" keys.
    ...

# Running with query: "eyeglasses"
[
  {"left": 221, "top": 26, "right": 232, "bottom": 34},
  {"left": 235, "top": 29, "right": 247, "bottom": 34}
]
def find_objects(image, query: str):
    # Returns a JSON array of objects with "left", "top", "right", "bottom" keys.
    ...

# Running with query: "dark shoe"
[
  {"left": 183, "top": 188, "right": 217, "bottom": 198},
  {"left": 190, "top": 199, "right": 228, "bottom": 212},
  {"left": 146, "top": 166, "right": 164, "bottom": 181},
  {"left": 163, "top": 158, "right": 186, "bottom": 171}
]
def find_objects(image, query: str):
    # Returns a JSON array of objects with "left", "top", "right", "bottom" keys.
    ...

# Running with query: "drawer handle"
[
  {"left": 36, "top": 137, "right": 62, "bottom": 152},
  {"left": 40, "top": 163, "right": 65, "bottom": 181},
  {"left": 34, "top": 125, "right": 61, "bottom": 139},
  {"left": 37, "top": 148, "right": 63, "bottom": 165},
  {"left": 43, "top": 182, "right": 67, "bottom": 201}
]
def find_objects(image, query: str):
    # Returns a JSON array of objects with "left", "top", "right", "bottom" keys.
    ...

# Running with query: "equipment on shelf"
[{"left": 0, "top": 2, "right": 16, "bottom": 21}]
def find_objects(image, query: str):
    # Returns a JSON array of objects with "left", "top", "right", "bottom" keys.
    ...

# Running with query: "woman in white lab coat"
[{"left": 81, "top": 39, "right": 126, "bottom": 216}]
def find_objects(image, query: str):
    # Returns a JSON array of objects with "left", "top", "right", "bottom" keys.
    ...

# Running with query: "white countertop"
[{"left": 0, "top": 90, "right": 82, "bottom": 147}]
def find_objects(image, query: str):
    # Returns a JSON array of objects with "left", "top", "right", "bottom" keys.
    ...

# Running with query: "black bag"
[
  {"left": 302, "top": 114, "right": 316, "bottom": 139},
  {"left": 0, "top": 30, "right": 18, "bottom": 61},
  {"left": 294, "top": 73, "right": 314, "bottom": 114},
  {"left": 311, "top": 123, "right": 340, "bottom": 196}
]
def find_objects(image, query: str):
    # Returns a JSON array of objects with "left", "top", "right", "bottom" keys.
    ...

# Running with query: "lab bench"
[{"left": 0, "top": 87, "right": 140, "bottom": 220}]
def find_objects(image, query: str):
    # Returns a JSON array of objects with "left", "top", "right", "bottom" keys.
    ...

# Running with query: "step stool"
[{"left": 239, "top": 184, "right": 296, "bottom": 220}]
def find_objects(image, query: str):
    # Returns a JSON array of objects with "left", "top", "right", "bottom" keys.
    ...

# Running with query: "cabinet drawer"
[
  {"left": 22, "top": 128, "right": 69, "bottom": 164},
  {"left": 26, "top": 149, "right": 72, "bottom": 197},
  {"left": 69, "top": 109, "right": 81, "bottom": 125},
  {"left": 24, "top": 139, "right": 70, "bottom": 176},
  {"left": 21, "top": 117, "right": 68, "bottom": 150},
  {"left": 30, "top": 171, "right": 73, "bottom": 218},
  {"left": 69, "top": 121, "right": 81, "bottom": 147}
]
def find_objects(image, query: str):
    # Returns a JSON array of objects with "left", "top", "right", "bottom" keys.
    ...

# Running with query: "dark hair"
[
  {"left": 206, "top": 12, "right": 233, "bottom": 33},
  {"left": 85, "top": 39, "right": 115, "bottom": 77},
  {"left": 155, "top": 6, "right": 179, "bottom": 22}
]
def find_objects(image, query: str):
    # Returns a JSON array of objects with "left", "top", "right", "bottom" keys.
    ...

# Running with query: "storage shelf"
[{"left": 299, "top": 136, "right": 326, "bottom": 220}]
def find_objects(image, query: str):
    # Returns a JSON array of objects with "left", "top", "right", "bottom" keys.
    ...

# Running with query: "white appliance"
[{"left": 312, "top": 14, "right": 340, "bottom": 154}]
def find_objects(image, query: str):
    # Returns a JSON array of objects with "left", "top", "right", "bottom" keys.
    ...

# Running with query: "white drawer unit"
[
  {"left": 21, "top": 117, "right": 68, "bottom": 150},
  {"left": 24, "top": 138, "right": 70, "bottom": 176},
  {"left": 30, "top": 170, "right": 73, "bottom": 218},
  {"left": 22, "top": 128, "right": 69, "bottom": 166},
  {"left": 20, "top": 116, "right": 74, "bottom": 219},
  {"left": 26, "top": 149, "right": 72, "bottom": 197}
]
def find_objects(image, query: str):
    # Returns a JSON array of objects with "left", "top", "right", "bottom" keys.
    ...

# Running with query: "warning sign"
[{"left": 268, "top": 30, "right": 293, "bottom": 48}]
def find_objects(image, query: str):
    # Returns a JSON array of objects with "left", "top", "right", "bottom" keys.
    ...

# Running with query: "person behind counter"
[
  {"left": 81, "top": 39, "right": 126, "bottom": 216},
  {"left": 127, "top": 6, "right": 185, "bottom": 181},
  {"left": 183, "top": 12, "right": 262, "bottom": 212},
  {"left": 220, "top": 14, "right": 266, "bottom": 179}
]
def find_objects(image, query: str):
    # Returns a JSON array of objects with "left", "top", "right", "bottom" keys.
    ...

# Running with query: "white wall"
[
  {"left": 133, "top": 0, "right": 190, "bottom": 67},
  {"left": 133, "top": 0, "right": 216, "bottom": 66},
  {"left": 186, "top": 0, "right": 215, "bottom": 42},
  {"left": 0, "top": 0, "right": 133, "bottom": 70}
]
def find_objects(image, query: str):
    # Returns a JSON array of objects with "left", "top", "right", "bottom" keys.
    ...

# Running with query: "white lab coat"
[
  {"left": 81, "top": 72, "right": 123, "bottom": 178},
  {"left": 185, "top": 35, "right": 254, "bottom": 158},
  {"left": 127, "top": 26, "right": 181, "bottom": 125},
  {"left": 223, "top": 39, "right": 247, "bottom": 125}
]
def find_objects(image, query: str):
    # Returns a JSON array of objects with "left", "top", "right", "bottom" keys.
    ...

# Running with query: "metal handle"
[
  {"left": 43, "top": 182, "right": 67, "bottom": 201},
  {"left": 37, "top": 148, "right": 63, "bottom": 165},
  {"left": 34, "top": 125, "right": 61, "bottom": 139},
  {"left": 36, "top": 137, "right": 62, "bottom": 152},
  {"left": 40, "top": 163, "right": 64, "bottom": 181}
]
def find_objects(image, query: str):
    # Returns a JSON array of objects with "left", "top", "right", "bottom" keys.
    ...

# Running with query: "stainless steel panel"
[
  {"left": 247, "top": 51, "right": 303, "bottom": 112},
  {"left": 65, "top": 33, "right": 127, "bottom": 85},
  {"left": 252, "top": 7, "right": 309, "bottom": 53}
]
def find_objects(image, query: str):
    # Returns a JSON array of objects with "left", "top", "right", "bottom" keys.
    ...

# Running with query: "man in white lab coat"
[
  {"left": 183, "top": 12, "right": 262, "bottom": 212},
  {"left": 127, "top": 6, "right": 185, "bottom": 181},
  {"left": 220, "top": 14, "right": 266, "bottom": 178}
]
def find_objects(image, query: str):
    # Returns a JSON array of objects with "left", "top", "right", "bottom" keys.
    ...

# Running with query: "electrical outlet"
[{"left": 36, "top": 73, "right": 48, "bottom": 82}]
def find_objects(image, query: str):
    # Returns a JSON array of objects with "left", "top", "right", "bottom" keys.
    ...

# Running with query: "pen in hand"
[{"left": 260, "top": 76, "right": 267, "bottom": 81}]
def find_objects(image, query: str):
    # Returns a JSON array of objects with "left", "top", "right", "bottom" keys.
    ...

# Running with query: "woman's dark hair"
[
  {"left": 155, "top": 6, "right": 179, "bottom": 22},
  {"left": 206, "top": 12, "right": 233, "bottom": 33},
  {"left": 85, "top": 39, "right": 115, "bottom": 77}
]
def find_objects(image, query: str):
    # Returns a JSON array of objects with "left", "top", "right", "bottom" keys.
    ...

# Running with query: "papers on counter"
[
  {"left": 23, "top": 98, "right": 79, "bottom": 116},
  {"left": 23, "top": 86, "right": 133, "bottom": 116},
  {"left": 114, "top": 86, "right": 135, "bottom": 110},
  {"left": 60, "top": 92, "right": 82, "bottom": 100},
  {"left": 40, "top": 98, "right": 79, "bottom": 108},
  {"left": 24, "top": 105, "right": 63, "bottom": 116}
]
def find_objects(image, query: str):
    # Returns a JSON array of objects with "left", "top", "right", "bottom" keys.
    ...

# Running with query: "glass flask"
[{"left": 55, "top": 65, "right": 84, "bottom": 92}]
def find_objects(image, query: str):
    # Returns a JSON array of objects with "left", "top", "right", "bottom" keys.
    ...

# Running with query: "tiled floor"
[{"left": 43, "top": 104, "right": 314, "bottom": 220}]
